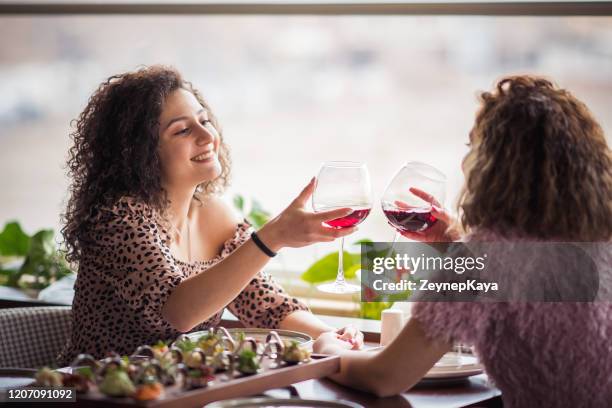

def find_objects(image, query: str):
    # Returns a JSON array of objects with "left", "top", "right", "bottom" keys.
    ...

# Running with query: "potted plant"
[{"left": 0, "top": 221, "right": 73, "bottom": 297}]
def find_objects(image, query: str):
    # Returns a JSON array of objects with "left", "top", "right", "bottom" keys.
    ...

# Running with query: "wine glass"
[
  {"left": 312, "top": 161, "right": 372, "bottom": 293},
  {"left": 382, "top": 162, "right": 451, "bottom": 352},
  {"left": 381, "top": 162, "right": 446, "bottom": 250}
]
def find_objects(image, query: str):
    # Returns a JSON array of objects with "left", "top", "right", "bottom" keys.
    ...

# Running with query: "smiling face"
[{"left": 158, "top": 88, "right": 222, "bottom": 191}]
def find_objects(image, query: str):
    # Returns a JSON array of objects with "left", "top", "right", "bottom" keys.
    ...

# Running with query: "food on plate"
[
  {"left": 133, "top": 376, "right": 164, "bottom": 401},
  {"left": 151, "top": 340, "right": 169, "bottom": 359},
  {"left": 99, "top": 366, "right": 136, "bottom": 397},
  {"left": 183, "top": 349, "right": 205, "bottom": 368},
  {"left": 182, "top": 364, "right": 214, "bottom": 390},
  {"left": 51, "top": 327, "right": 313, "bottom": 400},
  {"left": 34, "top": 367, "right": 64, "bottom": 387},
  {"left": 236, "top": 349, "right": 260, "bottom": 375},
  {"left": 62, "top": 369, "right": 92, "bottom": 394},
  {"left": 281, "top": 340, "right": 311, "bottom": 364}
]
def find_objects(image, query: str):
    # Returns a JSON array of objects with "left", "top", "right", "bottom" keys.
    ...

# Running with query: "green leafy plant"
[
  {"left": 300, "top": 239, "right": 372, "bottom": 284},
  {"left": 0, "top": 221, "right": 72, "bottom": 290},
  {"left": 233, "top": 194, "right": 271, "bottom": 230},
  {"left": 300, "top": 250, "right": 361, "bottom": 284},
  {"left": 300, "top": 239, "right": 418, "bottom": 320},
  {"left": 300, "top": 238, "right": 395, "bottom": 320},
  {"left": 359, "top": 301, "right": 394, "bottom": 320}
]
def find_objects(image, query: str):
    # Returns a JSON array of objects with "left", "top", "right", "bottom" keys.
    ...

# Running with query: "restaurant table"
[
  {"left": 286, "top": 374, "right": 502, "bottom": 408},
  {"left": 260, "top": 339, "right": 502, "bottom": 408},
  {"left": 268, "top": 341, "right": 499, "bottom": 408},
  {"left": 51, "top": 349, "right": 501, "bottom": 408},
  {"left": 0, "top": 308, "right": 501, "bottom": 407}
]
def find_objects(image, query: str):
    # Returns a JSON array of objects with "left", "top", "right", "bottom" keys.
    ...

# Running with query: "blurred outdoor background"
[{"left": 1, "top": 14, "right": 611, "bottom": 278}]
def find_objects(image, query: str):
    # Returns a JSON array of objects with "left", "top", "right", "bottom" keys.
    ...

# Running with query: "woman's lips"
[{"left": 191, "top": 151, "right": 215, "bottom": 162}]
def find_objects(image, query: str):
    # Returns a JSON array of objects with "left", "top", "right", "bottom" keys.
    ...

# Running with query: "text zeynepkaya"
[{"left": 369, "top": 253, "right": 499, "bottom": 294}]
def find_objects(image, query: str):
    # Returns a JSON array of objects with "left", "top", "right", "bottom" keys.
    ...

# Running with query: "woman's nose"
[{"left": 194, "top": 124, "right": 215, "bottom": 145}]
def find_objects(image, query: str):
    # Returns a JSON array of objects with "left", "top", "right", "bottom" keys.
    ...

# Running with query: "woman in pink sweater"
[{"left": 314, "top": 76, "right": 612, "bottom": 407}]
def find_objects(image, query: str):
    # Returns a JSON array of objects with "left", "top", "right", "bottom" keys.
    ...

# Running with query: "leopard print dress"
[{"left": 57, "top": 197, "right": 308, "bottom": 365}]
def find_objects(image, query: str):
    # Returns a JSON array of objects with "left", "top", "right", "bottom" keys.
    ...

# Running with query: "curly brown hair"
[
  {"left": 460, "top": 75, "right": 612, "bottom": 241},
  {"left": 62, "top": 65, "right": 231, "bottom": 264}
]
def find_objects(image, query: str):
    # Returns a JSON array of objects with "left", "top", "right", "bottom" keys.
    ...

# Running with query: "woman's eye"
[
  {"left": 175, "top": 128, "right": 190, "bottom": 135},
  {"left": 201, "top": 119, "right": 211, "bottom": 126}
]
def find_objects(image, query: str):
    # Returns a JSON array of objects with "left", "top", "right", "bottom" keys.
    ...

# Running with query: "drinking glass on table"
[{"left": 312, "top": 161, "right": 372, "bottom": 293}]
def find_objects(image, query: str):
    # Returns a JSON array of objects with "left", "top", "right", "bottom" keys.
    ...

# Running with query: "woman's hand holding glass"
[
  {"left": 257, "top": 178, "right": 359, "bottom": 252},
  {"left": 394, "top": 187, "right": 460, "bottom": 243}
]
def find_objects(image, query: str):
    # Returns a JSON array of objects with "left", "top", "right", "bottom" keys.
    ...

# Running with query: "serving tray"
[{"left": 70, "top": 353, "right": 338, "bottom": 408}]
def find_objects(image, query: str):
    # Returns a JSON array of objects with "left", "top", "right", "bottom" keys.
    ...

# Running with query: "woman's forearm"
[
  {"left": 326, "top": 347, "right": 390, "bottom": 394},
  {"left": 162, "top": 227, "right": 280, "bottom": 332},
  {"left": 161, "top": 182, "right": 359, "bottom": 332},
  {"left": 317, "top": 318, "right": 450, "bottom": 397},
  {"left": 279, "top": 310, "right": 335, "bottom": 339}
]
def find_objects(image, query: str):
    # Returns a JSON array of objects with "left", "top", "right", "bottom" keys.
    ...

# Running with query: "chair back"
[{"left": 0, "top": 306, "right": 71, "bottom": 368}]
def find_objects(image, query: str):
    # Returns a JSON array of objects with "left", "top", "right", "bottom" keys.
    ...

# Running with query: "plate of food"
[
  {"left": 26, "top": 327, "right": 338, "bottom": 407},
  {"left": 186, "top": 328, "right": 313, "bottom": 350}
]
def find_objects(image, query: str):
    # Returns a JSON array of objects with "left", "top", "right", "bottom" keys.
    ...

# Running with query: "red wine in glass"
[
  {"left": 324, "top": 208, "right": 371, "bottom": 229},
  {"left": 312, "top": 161, "right": 372, "bottom": 293},
  {"left": 384, "top": 206, "right": 437, "bottom": 233}
]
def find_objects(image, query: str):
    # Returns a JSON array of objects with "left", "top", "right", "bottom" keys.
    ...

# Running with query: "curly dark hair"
[
  {"left": 460, "top": 75, "right": 612, "bottom": 241},
  {"left": 62, "top": 65, "right": 231, "bottom": 264}
]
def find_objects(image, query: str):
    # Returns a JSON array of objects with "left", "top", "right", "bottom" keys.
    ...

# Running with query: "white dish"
[
  {"left": 367, "top": 348, "right": 483, "bottom": 380},
  {"left": 425, "top": 352, "right": 483, "bottom": 379}
]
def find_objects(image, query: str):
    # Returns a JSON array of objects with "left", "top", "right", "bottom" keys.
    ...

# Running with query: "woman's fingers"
[
  {"left": 349, "top": 330, "right": 364, "bottom": 350},
  {"left": 403, "top": 188, "right": 453, "bottom": 225},
  {"left": 336, "top": 326, "right": 364, "bottom": 350},
  {"left": 314, "top": 207, "right": 353, "bottom": 222},
  {"left": 316, "top": 225, "right": 358, "bottom": 239},
  {"left": 277, "top": 178, "right": 368, "bottom": 247},
  {"left": 313, "top": 331, "right": 353, "bottom": 354},
  {"left": 336, "top": 325, "right": 355, "bottom": 336},
  {"left": 388, "top": 221, "right": 432, "bottom": 241},
  {"left": 430, "top": 205, "right": 451, "bottom": 224},
  {"left": 291, "top": 177, "right": 316, "bottom": 207},
  {"left": 408, "top": 187, "right": 441, "bottom": 207},
  {"left": 393, "top": 199, "right": 410, "bottom": 209}
]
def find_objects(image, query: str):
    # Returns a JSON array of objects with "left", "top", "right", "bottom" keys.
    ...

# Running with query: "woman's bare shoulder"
[{"left": 194, "top": 195, "right": 243, "bottom": 232}]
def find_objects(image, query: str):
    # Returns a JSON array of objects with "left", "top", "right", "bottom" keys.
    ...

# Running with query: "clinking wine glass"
[
  {"left": 381, "top": 161, "right": 447, "bottom": 253},
  {"left": 382, "top": 161, "right": 452, "bottom": 354},
  {"left": 312, "top": 161, "right": 372, "bottom": 294}
]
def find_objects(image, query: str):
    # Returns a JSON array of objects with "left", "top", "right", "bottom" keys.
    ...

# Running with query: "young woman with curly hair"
[
  {"left": 314, "top": 76, "right": 612, "bottom": 407},
  {"left": 58, "top": 65, "right": 363, "bottom": 364}
]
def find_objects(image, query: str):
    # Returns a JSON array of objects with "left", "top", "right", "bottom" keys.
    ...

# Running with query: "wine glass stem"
[
  {"left": 385, "top": 231, "right": 400, "bottom": 259},
  {"left": 336, "top": 236, "right": 346, "bottom": 284}
]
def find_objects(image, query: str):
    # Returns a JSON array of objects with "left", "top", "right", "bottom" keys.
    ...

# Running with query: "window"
[{"left": 1, "top": 4, "right": 611, "bottom": 313}]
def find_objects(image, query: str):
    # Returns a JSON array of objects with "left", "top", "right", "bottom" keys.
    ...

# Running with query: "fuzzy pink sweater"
[{"left": 412, "top": 230, "right": 612, "bottom": 408}]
